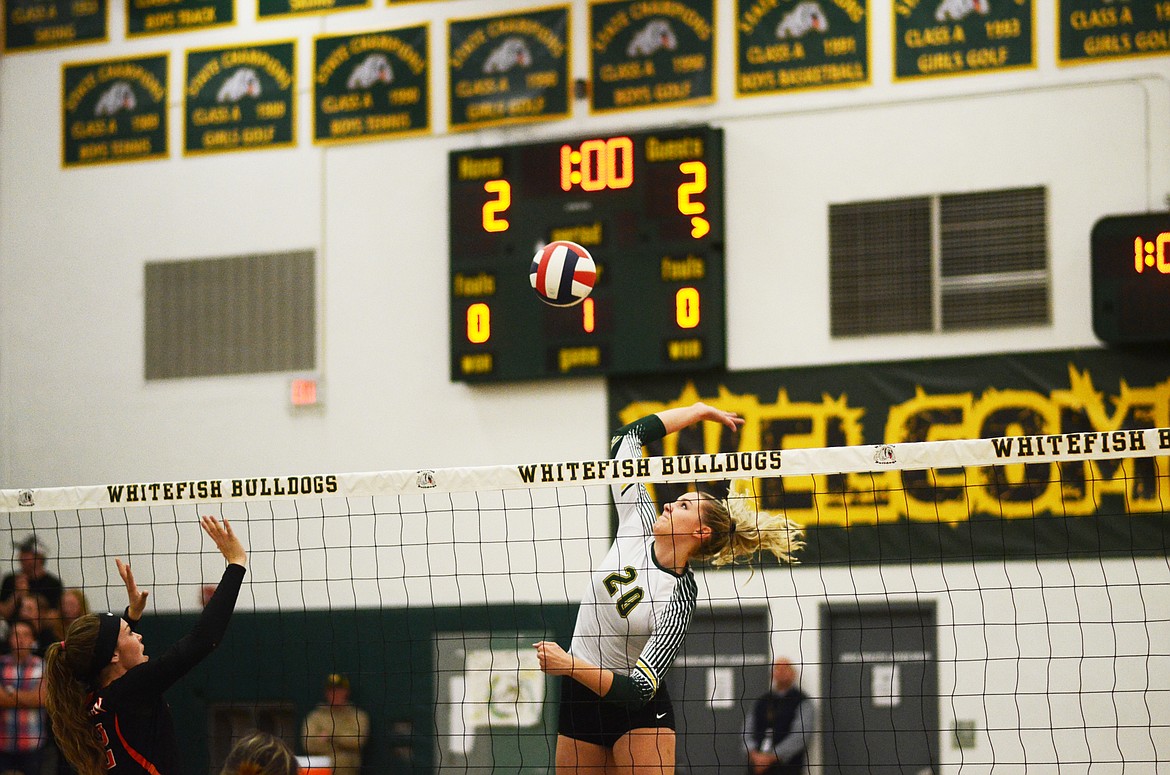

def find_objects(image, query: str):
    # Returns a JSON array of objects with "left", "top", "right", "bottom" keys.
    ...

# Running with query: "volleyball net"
[{"left": 2, "top": 428, "right": 1168, "bottom": 774}]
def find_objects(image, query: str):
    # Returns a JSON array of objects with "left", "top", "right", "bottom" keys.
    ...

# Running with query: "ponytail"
[
  {"left": 692, "top": 486, "right": 804, "bottom": 568},
  {"left": 44, "top": 616, "right": 110, "bottom": 775}
]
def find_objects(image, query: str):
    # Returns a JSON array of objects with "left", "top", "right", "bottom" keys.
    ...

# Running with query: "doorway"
[
  {"left": 821, "top": 602, "right": 938, "bottom": 775},
  {"left": 666, "top": 607, "right": 771, "bottom": 774}
]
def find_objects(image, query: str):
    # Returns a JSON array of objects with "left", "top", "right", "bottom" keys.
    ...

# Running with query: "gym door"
[
  {"left": 821, "top": 603, "right": 938, "bottom": 775},
  {"left": 666, "top": 608, "right": 771, "bottom": 774}
]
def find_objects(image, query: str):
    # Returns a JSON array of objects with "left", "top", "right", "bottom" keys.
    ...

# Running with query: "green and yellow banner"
[
  {"left": 1058, "top": 0, "right": 1170, "bottom": 64},
  {"left": 126, "top": 0, "right": 232, "bottom": 36},
  {"left": 893, "top": 0, "right": 1034, "bottom": 80},
  {"left": 736, "top": 0, "right": 868, "bottom": 95},
  {"left": 63, "top": 53, "right": 168, "bottom": 166},
  {"left": 4, "top": 0, "right": 105, "bottom": 51},
  {"left": 447, "top": 5, "right": 570, "bottom": 131},
  {"left": 609, "top": 347, "right": 1170, "bottom": 564},
  {"left": 588, "top": 0, "right": 715, "bottom": 112},
  {"left": 184, "top": 41, "right": 296, "bottom": 155},
  {"left": 313, "top": 25, "right": 429, "bottom": 144},
  {"left": 257, "top": 0, "right": 365, "bottom": 21}
]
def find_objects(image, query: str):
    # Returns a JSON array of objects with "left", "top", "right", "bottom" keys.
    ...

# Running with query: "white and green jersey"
[{"left": 568, "top": 416, "right": 698, "bottom": 705}]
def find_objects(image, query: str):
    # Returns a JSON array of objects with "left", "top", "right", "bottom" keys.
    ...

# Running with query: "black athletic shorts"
[{"left": 557, "top": 675, "right": 675, "bottom": 748}]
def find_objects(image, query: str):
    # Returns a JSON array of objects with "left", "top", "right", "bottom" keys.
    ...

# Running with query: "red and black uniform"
[{"left": 86, "top": 564, "right": 245, "bottom": 775}]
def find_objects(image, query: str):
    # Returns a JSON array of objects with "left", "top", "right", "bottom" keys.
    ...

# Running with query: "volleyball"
[{"left": 529, "top": 241, "right": 596, "bottom": 307}]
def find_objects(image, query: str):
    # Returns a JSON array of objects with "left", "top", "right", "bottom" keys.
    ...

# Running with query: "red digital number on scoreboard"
[{"left": 559, "top": 136, "right": 634, "bottom": 192}]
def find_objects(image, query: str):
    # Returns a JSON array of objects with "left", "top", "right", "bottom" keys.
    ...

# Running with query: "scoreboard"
[
  {"left": 448, "top": 125, "right": 726, "bottom": 382},
  {"left": 1091, "top": 212, "right": 1170, "bottom": 345}
]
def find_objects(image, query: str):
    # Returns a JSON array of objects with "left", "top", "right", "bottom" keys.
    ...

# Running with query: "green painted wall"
[{"left": 142, "top": 603, "right": 576, "bottom": 774}]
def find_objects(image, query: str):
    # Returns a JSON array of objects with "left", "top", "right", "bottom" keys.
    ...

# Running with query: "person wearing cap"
[
  {"left": 301, "top": 673, "right": 369, "bottom": 775},
  {"left": 41, "top": 516, "right": 247, "bottom": 775},
  {"left": 0, "top": 537, "right": 64, "bottom": 620}
]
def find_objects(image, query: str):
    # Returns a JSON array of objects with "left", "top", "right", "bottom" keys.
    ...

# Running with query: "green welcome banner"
[
  {"left": 609, "top": 347, "right": 1170, "bottom": 565},
  {"left": 184, "top": 41, "right": 296, "bottom": 155},
  {"left": 4, "top": 0, "right": 105, "bottom": 51},
  {"left": 1058, "top": 0, "right": 1170, "bottom": 64},
  {"left": 126, "top": 0, "right": 232, "bottom": 36},
  {"left": 589, "top": 0, "right": 715, "bottom": 113},
  {"left": 736, "top": 0, "right": 868, "bottom": 95},
  {"left": 313, "top": 25, "right": 429, "bottom": 144},
  {"left": 894, "top": 0, "right": 1034, "bottom": 80},
  {"left": 62, "top": 53, "right": 168, "bottom": 166},
  {"left": 447, "top": 5, "right": 570, "bottom": 131}
]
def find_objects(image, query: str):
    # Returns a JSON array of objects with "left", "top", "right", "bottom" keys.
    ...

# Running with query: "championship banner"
[
  {"left": 3, "top": 0, "right": 105, "bottom": 51},
  {"left": 1058, "top": 0, "right": 1170, "bottom": 65},
  {"left": 447, "top": 5, "right": 570, "bottom": 131},
  {"left": 735, "top": 0, "right": 868, "bottom": 96},
  {"left": 62, "top": 53, "right": 168, "bottom": 167},
  {"left": 893, "top": 0, "right": 1034, "bottom": 80},
  {"left": 588, "top": 0, "right": 715, "bottom": 113},
  {"left": 126, "top": 0, "right": 232, "bottom": 36},
  {"left": 258, "top": 0, "right": 365, "bottom": 22},
  {"left": 313, "top": 25, "right": 430, "bottom": 144},
  {"left": 183, "top": 41, "right": 296, "bottom": 156},
  {"left": 608, "top": 347, "right": 1170, "bottom": 565}
]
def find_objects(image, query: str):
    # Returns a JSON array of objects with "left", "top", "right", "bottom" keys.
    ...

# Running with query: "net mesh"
[{"left": 1, "top": 428, "right": 1168, "bottom": 774}]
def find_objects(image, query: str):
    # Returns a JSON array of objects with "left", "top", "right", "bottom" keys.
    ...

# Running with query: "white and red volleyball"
[{"left": 529, "top": 241, "right": 596, "bottom": 307}]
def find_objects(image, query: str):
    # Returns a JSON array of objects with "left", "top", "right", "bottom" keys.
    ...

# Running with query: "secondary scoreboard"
[
  {"left": 1091, "top": 212, "right": 1170, "bottom": 345},
  {"left": 448, "top": 125, "right": 726, "bottom": 383}
]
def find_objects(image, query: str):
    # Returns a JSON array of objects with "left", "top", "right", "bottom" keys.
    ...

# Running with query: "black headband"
[{"left": 85, "top": 613, "right": 123, "bottom": 680}]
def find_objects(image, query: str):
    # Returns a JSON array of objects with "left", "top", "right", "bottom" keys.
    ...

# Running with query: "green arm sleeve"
[{"left": 609, "top": 414, "right": 668, "bottom": 457}]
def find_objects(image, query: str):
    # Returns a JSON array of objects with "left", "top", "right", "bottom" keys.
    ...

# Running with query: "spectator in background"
[
  {"left": 0, "top": 620, "right": 48, "bottom": 775},
  {"left": 11, "top": 594, "right": 63, "bottom": 657},
  {"left": 0, "top": 537, "right": 64, "bottom": 621},
  {"left": 58, "top": 590, "right": 89, "bottom": 634},
  {"left": 301, "top": 674, "right": 369, "bottom": 775},
  {"left": 220, "top": 731, "right": 297, "bottom": 775},
  {"left": 744, "top": 657, "right": 814, "bottom": 775}
]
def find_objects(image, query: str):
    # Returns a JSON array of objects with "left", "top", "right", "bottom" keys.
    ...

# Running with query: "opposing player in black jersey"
[
  {"left": 44, "top": 516, "right": 246, "bottom": 775},
  {"left": 535, "top": 402, "right": 804, "bottom": 774}
]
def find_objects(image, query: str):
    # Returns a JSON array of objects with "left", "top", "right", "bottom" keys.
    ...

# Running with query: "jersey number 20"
[{"left": 603, "top": 565, "right": 644, "bottom": 618}]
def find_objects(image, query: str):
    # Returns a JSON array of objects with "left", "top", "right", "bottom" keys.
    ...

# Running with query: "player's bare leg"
[
  {"left": 555, "top": 734, "right": 608, "bottom": 773},
  {"left": 609, "top": 728, "right": 675, "bottom": 774}
]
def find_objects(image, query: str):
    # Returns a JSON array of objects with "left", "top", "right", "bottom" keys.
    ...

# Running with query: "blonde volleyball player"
[{"left": 535, "top": 402, "right": 803, "bottom": 774}]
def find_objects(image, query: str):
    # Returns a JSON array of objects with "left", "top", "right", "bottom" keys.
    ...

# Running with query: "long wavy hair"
[
  {"left": 44, "top": 615, "right": 108, "bottom": 775},
  {"left": 691, "top": 487, "right": 804, "bottom": 567}
]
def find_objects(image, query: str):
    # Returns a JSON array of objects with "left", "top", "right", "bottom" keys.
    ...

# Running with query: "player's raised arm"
[{"left": 655, "top": 401, "right": 744, "bottom": 435}]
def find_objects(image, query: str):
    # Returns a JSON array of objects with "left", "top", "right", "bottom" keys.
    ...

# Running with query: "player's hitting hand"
[
  {"left": 201, "top": 515, "right": 247, "bottom": 567},
  {"left": 694, "top": 402, "right": 745, "bottom": 431},
  {"left": 116, "top": 558, "right": 149, "bottom": 620}
]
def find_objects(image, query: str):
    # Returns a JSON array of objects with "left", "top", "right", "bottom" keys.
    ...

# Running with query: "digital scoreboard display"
[
  {"left": 1091, "top": 212, "right": 1170, "bottom": 345},
  {"left": 448, "top": 125, "right": 725, "bottom": 383}
]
